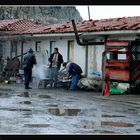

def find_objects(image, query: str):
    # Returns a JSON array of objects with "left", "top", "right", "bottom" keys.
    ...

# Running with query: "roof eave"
[{"left": 32, "top": 30, "right": 140, "bottom": 37}]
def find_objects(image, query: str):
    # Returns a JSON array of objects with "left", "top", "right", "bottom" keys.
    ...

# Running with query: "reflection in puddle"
[
  {"left": 102, "top": 114, "right": 125, "bottom": 118},
  {"left": 101, "top": 121, "right": 134, "bottom": 127},
  {"left": 18, "top": 92, "right": 29, "bottom": 97},
  {"left": 24, "top": 124, "right": 50, "bottom": 128},
  {"left": 38, "top": 95, "right": 51, "bottom": 98},
  {"left": 48, "top": 108, "right": 81, "bottom": 116},
  {"left": 81, "top": 120, "right": 134, "bottom": 129},
  {"left": 136, "top": 129, "right": 140, "bottom": 131}
]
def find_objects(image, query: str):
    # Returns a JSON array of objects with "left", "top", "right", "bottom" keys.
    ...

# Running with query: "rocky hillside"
[{"left": 0, "top": 6, "right": 83, "bottom": 24}]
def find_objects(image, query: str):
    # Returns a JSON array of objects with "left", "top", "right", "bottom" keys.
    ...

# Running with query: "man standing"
[
  {"left": 23, "top": 48, "right": 36, "bottom": 89},
  {"left": 48, "top": 48, "right": 63, "bottom": 88},
  {"left": 63, "top": 62, "right": 83, "bottom": 90}
]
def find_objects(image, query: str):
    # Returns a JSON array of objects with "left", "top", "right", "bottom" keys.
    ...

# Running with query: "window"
[
  {"left": 67, "top": 40, "right": 74, "bottom": 62},
  {"left": 35, "top": 41, "right": 41, "bottom": 52},
  {"left": 11, "top": 41, "right": 17, "bottom": 53},
  {"left": 50, "top": 41, "right": 56, "bottom": 56}
]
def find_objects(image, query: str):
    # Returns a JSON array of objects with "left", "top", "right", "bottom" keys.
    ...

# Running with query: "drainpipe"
[{"left": 71, "top": 20, "right": 104, "bottom": 46}]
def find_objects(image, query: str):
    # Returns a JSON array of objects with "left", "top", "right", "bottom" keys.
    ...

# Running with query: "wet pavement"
[{"left": 0, "top": 83, "right": 140, "bottom": 134}]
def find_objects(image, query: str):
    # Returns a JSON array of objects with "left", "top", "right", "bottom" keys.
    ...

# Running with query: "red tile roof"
[
  {"left": 22, "top": 16, "right": 140, "bottom": 35},
  {"left": 1, "top": 16, "right": 140, "bottom": 35},
  {"left": 0, "top": 19, "right": 21, "bottom": 30},
  {"left": 0, "top": 19, "right": 46, "bottom": 33}
]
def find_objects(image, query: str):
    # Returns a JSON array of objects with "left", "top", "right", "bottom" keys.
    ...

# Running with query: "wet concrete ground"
[{"left": 0, "top": 83, "right": 140, "bottom": 134}]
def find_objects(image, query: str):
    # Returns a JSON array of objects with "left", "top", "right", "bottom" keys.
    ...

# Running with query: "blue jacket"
[
  {"left": 68, "top": 63, "right": 82, "bottom": 75},
  {"left": 23, "top": 53, "right": 36, "bottom": 68}
]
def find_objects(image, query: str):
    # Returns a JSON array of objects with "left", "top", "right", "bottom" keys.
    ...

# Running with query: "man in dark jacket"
[
  {"left": 48, "top": 48, "right": 63, "bottom": 88},
  {"left": 23, "top": 48, "right": 36, "bottom": 89},
  {"left": 63, "top": 62, "right": 83, "bottom": 90}
]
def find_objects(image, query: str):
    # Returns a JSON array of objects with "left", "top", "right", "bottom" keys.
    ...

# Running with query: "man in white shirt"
[{"left": 48, "top": 48, "right": 63, "bottom": 88}]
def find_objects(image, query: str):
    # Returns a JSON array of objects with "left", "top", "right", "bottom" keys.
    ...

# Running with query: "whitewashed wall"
[
  {"left": 95, "top": 45, "right": 105, "bottom": 73},
  {"left": 3, "top": 41, "right": 11, "bottom": 59},
  {"left": 87, "top": 45, "right": 96, "bottom": 76},
  {"left": 74, "top": 41, "right": 86, "bottom": 74}
]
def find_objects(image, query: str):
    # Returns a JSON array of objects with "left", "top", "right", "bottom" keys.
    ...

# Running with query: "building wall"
[
  {"left": 3, "top": 41, "right": 11, "bottom": 59},
  {"left": 0, "top": 37, "right": 109, "bottom": 76},
  {"left": 87, "top": 45, "right": 96, "bottom": 76},
  {"left": 74, "top": 41, "right": 86, "bottom": 74},
  {"left": 2, "top": 34, "right": 138, "bottom": 77},
  {"left": 95, "top": 45, "right": 105, "bottom": 73},
  {"left": 17, "top": 38, "right": 87, "bottom": 74}
]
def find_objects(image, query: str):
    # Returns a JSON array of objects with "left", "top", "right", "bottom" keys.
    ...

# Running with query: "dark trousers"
[
  {"left": 50, "top": 67, "right": 59, "bottom": 88},
  {"left": 70, "top": 74, "right": 81, "bottom": 90},
  {"left": 24, "top": 67, "right": 32, "bottom": 88}
]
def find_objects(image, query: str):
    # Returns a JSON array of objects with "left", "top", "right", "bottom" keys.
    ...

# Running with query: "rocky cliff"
[{"left": 0, "top": 6, "right": 83, "bottom": 24}]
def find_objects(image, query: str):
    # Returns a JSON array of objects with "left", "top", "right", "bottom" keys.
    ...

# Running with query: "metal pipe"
[
  {"left": 12, "top": 52, "right": 27, "bottom": 60},
  {"left": 71, "top": 19, "right": 104, "bottom": 46},
  {"left": 88, "top": 6, "right": 91, "bottom": 20}
]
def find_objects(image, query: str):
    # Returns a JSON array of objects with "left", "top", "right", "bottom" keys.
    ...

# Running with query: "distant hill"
[{"left": 0, "top": 6, "right": 83, "bottom": 24}]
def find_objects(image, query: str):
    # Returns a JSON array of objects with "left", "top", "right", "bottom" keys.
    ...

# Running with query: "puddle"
[
  {"left": 23, "top": 116, "right": 32, "bottom": 118},
  {"left": 94, "top": 130, "right": 117, "bottom": 133},
  {"left": 38, "top": 95, "right": 51, "bottom": 98},
  {"left": 8, "top": 108, "right": 32, "bottom": 112},
  {"left": 47, "top": 104, "right": 58, "bottom": 107},
  {"left": 136, "top": 129, "right": 140, "bottom": 131},
  {"left": 0, "top": 88, "right": 12, "bottom": 91},
  {"left": 0, "top": 92, "right": 9, "bottom": 97},
  {"left": 102, "top": 114, "right": 125, "bottom": 118},
  {"left": 48, "top": 108, "right": 60, "bottom": 115},
  {"left": 18, "top": 92, "right": 29, "bottom": 97},
  {"left": 101, "top": 121, "right": 134, "bottom": 127},
  {"left": 65, "top": 109, "right": 81, "bottom": 116},
  {"left": 48, "top": 108, "right": 81, "bottom": 116},
  {"left": 128, "top": 108, "right": 136, "bottom": 111},
  {"left": 19, "top": 101, "right": 31, "bottom": 104},
  {"left": 81, "top": 120, "right": 134, "bottom": 129},
  {"left": 24, "top": 124, "right": 50, "bottom": 128}
]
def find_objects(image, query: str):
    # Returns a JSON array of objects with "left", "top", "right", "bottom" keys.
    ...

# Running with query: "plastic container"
[{"left": 16, "top": 76, "right": 23, "bottom": 84}]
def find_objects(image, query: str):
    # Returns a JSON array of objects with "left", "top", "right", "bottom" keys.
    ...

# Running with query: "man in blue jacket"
[
  {"left": 22, "top": 48, "right": 36, "bottom": 89},
  {"left": 63, "top": 62, "right": 83, "bottom": 90}
]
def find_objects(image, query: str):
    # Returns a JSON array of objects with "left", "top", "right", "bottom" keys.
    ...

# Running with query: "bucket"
[{"left": 16, "top": 76, "right": 23, "bottom": 84}]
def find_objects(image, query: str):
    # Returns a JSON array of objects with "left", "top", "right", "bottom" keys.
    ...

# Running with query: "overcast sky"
[{"left": 76, "top": 6, "right": 140, "bottom": 20}]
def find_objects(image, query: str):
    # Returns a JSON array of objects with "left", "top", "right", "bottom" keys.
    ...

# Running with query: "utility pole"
[{"left": 88, "top": 6, "right": 91, "bottom": 20}]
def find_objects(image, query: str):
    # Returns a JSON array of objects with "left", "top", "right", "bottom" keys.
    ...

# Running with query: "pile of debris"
[{"left": 78, "top": 71, "right": 102, "bottom": 91}]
